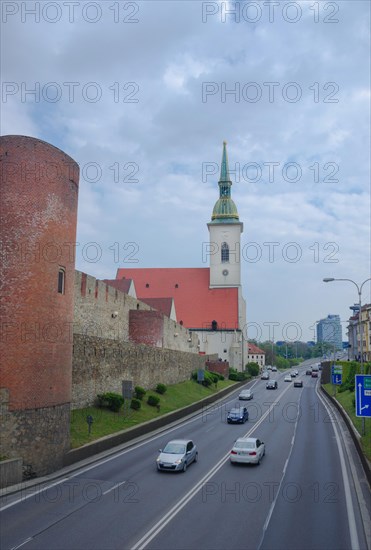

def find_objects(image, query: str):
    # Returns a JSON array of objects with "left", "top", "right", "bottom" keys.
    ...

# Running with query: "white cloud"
[{"left": 1, "top": 0, "right": 370, "bottom": 341}]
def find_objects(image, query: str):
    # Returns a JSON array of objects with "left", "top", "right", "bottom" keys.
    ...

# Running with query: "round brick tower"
[{"left": 0, "top": 135, "right": 79, "bottom": 476}]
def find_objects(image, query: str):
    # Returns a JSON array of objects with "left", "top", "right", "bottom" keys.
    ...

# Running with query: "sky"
[{"left": 2, "top": 0, "right": 370, "bottom": 343}]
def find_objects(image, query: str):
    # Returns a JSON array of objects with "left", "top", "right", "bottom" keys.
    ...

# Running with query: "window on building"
[
  {"left": 211, "top": 320, "right": 218, "bottom": 331},
  {"left": 58, "top": 267, "right": 66, "bottom": 294},
  {"left": 221, "top": 242, "right": 229, "bottom": 263}
]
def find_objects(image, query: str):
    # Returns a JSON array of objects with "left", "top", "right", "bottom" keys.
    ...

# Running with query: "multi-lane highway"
[{"left": 1, "top": 362, "right": 370, "bottom": 550}]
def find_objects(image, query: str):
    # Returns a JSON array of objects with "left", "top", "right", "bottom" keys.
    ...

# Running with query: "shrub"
[
  {"left": 147, "top": 394, "right": 160, "bottom": 407},
  {"left": 156, "top": 383, "right": 167, "bottom": 394},
  {"left": 246, "top": 362, "right": 259, "bottom": 377},
  {"left": 96, "top": 392, "right": 124, "bottom": 412},
  {"left": 208, "top": 370, "right": 225, "bottom": 381},
  {"left": 134, "top": 386, "right": 146, "bottom": 400},
  {"left": 130, "top": 398, "right": 141, "bottom": 411}
]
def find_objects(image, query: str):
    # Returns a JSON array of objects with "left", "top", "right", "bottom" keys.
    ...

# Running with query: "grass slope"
[{"left": 71, "top": 379, "right": 236, "bottom": 449}]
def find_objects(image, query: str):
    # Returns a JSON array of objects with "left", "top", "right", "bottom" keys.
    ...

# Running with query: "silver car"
[
  {"left": 239, "top": 389, "right": 253, "bottom": 400},
  {"left": 230, "top": 437, "right": 265, "bottom": 465},
  {"left": 156, "top": 439, "right": 198, "bottom": 472}
]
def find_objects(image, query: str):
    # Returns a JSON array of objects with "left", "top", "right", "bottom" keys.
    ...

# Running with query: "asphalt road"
[{"left": 1, "top": 362, "right": 370, "bottom": 550}]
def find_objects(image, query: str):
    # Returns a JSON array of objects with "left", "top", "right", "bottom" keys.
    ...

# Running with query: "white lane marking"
[
  {"left": 260, "top": 392, "right": 301, "bottom": 538},
  {"left": 10, "top": 538, "right": 33, "bottom": 550},
  {"left": 316, "top": 385, "right": 360, "bottom": 550},
  {"left": 102, "top": 480, "right": 126, "bottom": 496},
  {"left": 132, "top": 383, "right": 295, "bottom": 550}
]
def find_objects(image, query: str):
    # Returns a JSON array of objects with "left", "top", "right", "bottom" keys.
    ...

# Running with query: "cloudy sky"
[{"left": 2, "top": 0, "right": 370, "bottom": 342}]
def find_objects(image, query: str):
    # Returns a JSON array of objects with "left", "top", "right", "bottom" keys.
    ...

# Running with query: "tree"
[{"left": 246, "top": 362, "right": 259, "bottom": 377}]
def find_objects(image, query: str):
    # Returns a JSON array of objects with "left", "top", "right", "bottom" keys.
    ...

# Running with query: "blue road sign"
[
  {"left": 355, "top": 375, "right": 371, "bottom": 418},
  {"left": 332, "top": 374, "right": 342, "bottom": 385}
]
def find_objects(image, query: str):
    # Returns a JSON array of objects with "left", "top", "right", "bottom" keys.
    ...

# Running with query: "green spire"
[
  {"left": 220, "top": 140, "right": 231, "bottom": 183},
  {"left": 210, "top": 141, "right": 239, "bottom": 223}
]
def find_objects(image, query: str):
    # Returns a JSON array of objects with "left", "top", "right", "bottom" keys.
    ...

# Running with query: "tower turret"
[{"left": 207, "top": 142, "right": 243, "bottom": 288}]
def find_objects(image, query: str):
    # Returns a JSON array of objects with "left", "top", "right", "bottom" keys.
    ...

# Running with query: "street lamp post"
[{"left": 323, "top": 277, "right": 371, "bottom": 435}]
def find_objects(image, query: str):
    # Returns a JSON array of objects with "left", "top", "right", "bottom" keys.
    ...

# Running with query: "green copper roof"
[{"left": 210, "top": 141, "right": 240, "bottom": 223}]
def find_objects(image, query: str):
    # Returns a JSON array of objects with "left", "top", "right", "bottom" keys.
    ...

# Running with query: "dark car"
[
  {"left": 311, "top": 371, "right": 318, "bottom": 378},
  {"left": 266, "top": 380, "right": 278, "bottom": 389},
  {"left": 227, "top": 407, "right": 249, "bottom": 424},
  {"left": 306, "top": 370, "right": 312, "bottom": 375},
  {"left": 294, "top": 380, "right": 303, "bottom": 388}
]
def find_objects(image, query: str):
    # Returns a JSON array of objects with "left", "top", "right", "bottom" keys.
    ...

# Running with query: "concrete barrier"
[{"left": 0, "top": 458, "right": 23, "bottom": 489}]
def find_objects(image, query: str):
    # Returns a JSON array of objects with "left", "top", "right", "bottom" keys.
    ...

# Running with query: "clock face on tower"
[{"left": 222, "top": 269, "right": 229, "bottom": 276}]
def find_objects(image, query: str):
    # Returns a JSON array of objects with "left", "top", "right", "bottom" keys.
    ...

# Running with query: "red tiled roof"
[
  {"left": 139, "top": 297, "right": 174, "bottom": 319},
  {"left": 248, "top": 343, "right": 265, "bottom": 354},
  {"left": 103, "top": 278, "right": 133, "bottom": 294},
  {"left": 116, "top": 267, "right": 239, "bottom": 329}
]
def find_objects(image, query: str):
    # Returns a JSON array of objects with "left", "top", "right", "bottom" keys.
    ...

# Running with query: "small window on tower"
[
  {"left": 221, "top": 242, "right": 229, "bottom": 263},
  {"left": 58, "top": 267, "right": 66, "bottom": 294}
]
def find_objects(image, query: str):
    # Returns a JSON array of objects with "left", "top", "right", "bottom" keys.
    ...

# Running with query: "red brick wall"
[
  {"left": 206, "top": 360, "right": 229, "bottom": 378},
  {"left": 0, "top": 135, "right": 79, "bottom": 410},
  {"left": 129, "top": 310, "right": 164, "bottom": 347}
]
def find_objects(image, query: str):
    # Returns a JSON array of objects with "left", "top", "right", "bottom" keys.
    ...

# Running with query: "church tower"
[{"left": 208, "top": 141, "right": 243, "bottom": 288}]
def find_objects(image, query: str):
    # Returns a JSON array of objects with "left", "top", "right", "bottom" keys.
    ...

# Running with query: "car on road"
[
  {"left": 290, "top": 371, "right": 297, "bottom": 378},
  {"left": 261, "top": 371, "right": 270, "bottom": 380},
  {"left": 230, "top": 437, "right": 265, "bottom": 465},
  {"left": 239, "top": 389, "right": 253, "bottom": 400},
  {"left": 271, "top": 366, "right": 277, "bottom": 372},
  {"left": 227, "top": 407, "right": 249, "bottom": 423},
  {"left": 311, "top": 371, "right": 318, "bottom": 378},
  {"left": 284, "top": 374, "right": 292, "bottom": 382},
  {"left": 156, "top": 439, "right": 198, "bottom": 472},
  {"left": 266, "top": 380, "right": 278, "bottom": 389},
  {"left": 294, "top": 379, "right": 303, "bottom": 387},
  {"left": 306, "top": 369, "right": 312, "bottom": 375}
]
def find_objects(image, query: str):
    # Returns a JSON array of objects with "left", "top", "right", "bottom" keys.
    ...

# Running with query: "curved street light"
[{"left": 323, "top": 277, "right": 371, "bottom": 371}]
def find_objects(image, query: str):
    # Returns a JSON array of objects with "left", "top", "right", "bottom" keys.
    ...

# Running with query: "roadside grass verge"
[
  {"left": 70, "top": 379, "right": 236, "bottom": 448},
  {"left": 322, "top": 383, "right": 371, "bottom": 461}
]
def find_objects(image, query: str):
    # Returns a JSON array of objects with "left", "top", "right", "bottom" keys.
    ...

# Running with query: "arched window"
[
  {"left": 221, "top": 242, "right": 229, "bottom": 263},
  {"left": 211, "top": 320, "right": 218, "bottom": 331}
]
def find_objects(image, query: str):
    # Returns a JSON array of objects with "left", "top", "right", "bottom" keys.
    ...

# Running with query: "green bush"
[
  {"left": 96, "top": 392, "right": 124, "bottom": 412},
  {"left": 147, "top": 394, "right": 160, "bottom": 407},
  {"left": 130, "top": 398, "right": 141, "bottom": 410},
  {"left": 208, "top": 370, "right": 225, "bottom": 381},
  {"left": 229, "top": 369, "right": 250, "bottom": 381},
  {"left": 134, "top": 386, "right": 146, "bottom": 400},
  {"left": 246, "top": 362, "right": 259, "bottom": 377},
  {"left": 155, "top": 383, "right": 167, "bottom": 394}
]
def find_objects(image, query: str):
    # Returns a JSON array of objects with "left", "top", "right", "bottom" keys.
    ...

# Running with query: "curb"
[{"left": 321, "top": 385, "right": 371, "bottom": 488}]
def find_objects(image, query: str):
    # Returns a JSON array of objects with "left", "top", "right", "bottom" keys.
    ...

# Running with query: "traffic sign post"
[
  {"left": 331, "top": 365, "right": 342, "bottom": 394},
  {"left": 355, "top": 375, "right": 371, "bottom": 418}
]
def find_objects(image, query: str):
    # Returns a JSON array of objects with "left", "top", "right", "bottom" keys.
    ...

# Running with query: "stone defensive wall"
[
  {"left": 72, "top": 334, "right": 216, "bottom": 409},
  {"left": 74, "top": 271, "right": 199, "bottom": 353}
]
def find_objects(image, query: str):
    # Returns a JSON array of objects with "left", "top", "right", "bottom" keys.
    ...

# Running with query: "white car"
[
  {"left": 239, "top": 389, "right": 253, "bottom": 400},
  {"left": 284, "top": 374, "right": 292, "bottom": 382},
  {"left": 230, "top": 437, "right": 265, "bottom": 465}
]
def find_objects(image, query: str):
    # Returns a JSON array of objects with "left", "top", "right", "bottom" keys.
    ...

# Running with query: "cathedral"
[{"left": 115, "top": 142, "right": 248, "bottom": 370}]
